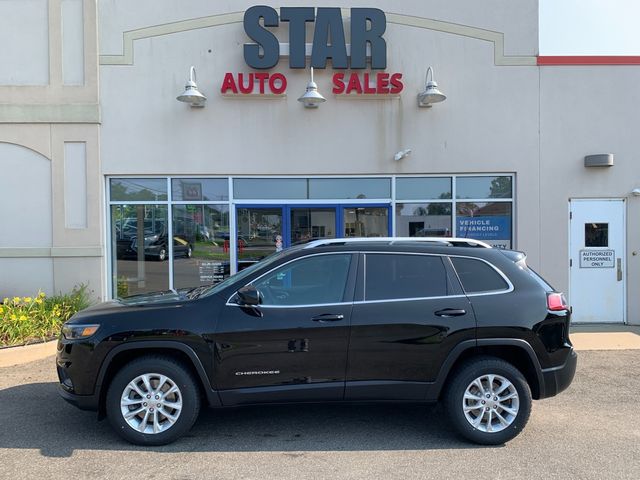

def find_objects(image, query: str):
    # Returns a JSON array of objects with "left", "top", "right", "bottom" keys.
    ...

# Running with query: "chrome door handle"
[
  {"left": 617, "top": 258, "right": 622, "bottom": 281},
  {"left": 311, "top": 314, "right": 344, "bottom": 322},
  {"left": 434, "top": 308, "right": 467, "bottom": 318}
]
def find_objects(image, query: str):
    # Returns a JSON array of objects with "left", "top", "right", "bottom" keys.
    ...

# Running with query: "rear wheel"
[
  {"left": 106, "top": 356, "right": 200, "bottom": 445},
  {"left": 444, "top": 357, "right": 531, "bottom": 445}
]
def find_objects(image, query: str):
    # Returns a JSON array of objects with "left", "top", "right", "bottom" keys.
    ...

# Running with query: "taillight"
[{"left": 547, "top": 292, "right": 568, "bottom": 311}]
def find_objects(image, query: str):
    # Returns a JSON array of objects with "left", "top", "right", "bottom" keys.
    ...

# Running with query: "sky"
[{"left": 539, "top": 0, "right": 640, "bottom": 55}]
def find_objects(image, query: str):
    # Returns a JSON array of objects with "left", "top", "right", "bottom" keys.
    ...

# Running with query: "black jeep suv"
[{"left": 57, "top": 237, "right": 576, "bottom": 446}]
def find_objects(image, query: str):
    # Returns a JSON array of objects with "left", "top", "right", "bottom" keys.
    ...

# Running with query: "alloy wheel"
[
  {"left": 120, "top": 373, "right": 183, "bottom": 434},
  {"left": 462, "top": 374, "right": 519, "bottom": 433}
]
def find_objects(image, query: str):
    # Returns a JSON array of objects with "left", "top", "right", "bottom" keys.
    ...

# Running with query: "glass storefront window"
[
  {"left": 111, "top": 204, "right": 169, "bottom": 298},
  {"left": 236, "top": 207, "right": 283, "bottom": 270},
  {"left": 233, "top": 179, "right": 307, "bottom": 199},
  {"left": 396, "top": 203, "right": 452, "bottom": 237},
  {"left": 290, "top": 208, "right": 336, "bottom": 244},
  {"left": 110, "top": 178, "right": 168, "bottom": 201},
  {"left": 108, "top": 175, "right": 515, "bottom": 298},
  {"left": 456, "top": 202, "right": 512, "bottom": 249},
  {"left": 456, "top": 176, "right": 512, "bottom": 199},
  {"left": 396, "top": 177, "right": 452, "bottom": 200},
  {"left": 309, "top": 178, "right": 391, "bottom": 199},
  {"left": 171, "top": 178, "right": 228, "bottom": 201},
  {"left": 343, "top": 207, "right": 389, "bottom": 237},
  {"left": 172, "top": 205, "right": 230, "bottom": 289}
]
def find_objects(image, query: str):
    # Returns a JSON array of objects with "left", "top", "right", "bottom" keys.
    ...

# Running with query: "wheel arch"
[
  {"left": 431, "top": 339, "right": 545, "bottom": 401},
  {"left": 95, "top": 341, "right": 221, "bottom": 418}
]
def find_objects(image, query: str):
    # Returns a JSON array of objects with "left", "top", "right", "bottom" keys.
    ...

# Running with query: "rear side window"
[
  {"left": 365, "top": 254, "right": 448, "bottom": 301},
  {"left": 450, "top": 257, "right": 509, "bottom": 294}
]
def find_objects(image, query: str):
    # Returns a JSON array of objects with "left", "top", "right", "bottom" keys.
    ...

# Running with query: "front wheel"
[
  {"left": 444, "top": 357, "right": 532, "bottom": 445},
  {"left": 105, "top": 356, "right": 201, "bottom": 445}
]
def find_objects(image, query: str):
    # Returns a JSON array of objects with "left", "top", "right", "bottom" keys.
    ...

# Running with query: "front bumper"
[
  {"left": 57, "top": 384, "right": 99, "bottom": 411},
  {"left": 540, "top": 348, "right": 577, "bottom": 398}
]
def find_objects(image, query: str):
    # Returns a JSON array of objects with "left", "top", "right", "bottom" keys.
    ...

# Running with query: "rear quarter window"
[{"left": 450, "top": 257, "right": 509, "bottom": 294}]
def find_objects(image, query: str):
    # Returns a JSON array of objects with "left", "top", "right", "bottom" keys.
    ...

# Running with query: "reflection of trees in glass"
[
  {"left": 489, "top": 177, "right": 511, "bottom": 198},
  {"left": 111, "top": 183, "right": 166, "bottom": 201}
]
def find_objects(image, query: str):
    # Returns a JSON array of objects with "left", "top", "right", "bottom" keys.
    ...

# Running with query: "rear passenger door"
[{"left": 345, "top": 252, "right": 476, "bottom": 400}]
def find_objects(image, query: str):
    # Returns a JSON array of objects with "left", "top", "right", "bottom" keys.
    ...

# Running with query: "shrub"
[{"left": 0, "top": 285, "right": 92, "bottom": 347}]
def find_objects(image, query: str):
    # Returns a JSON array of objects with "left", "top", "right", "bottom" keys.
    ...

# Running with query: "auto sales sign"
[{"left": 220, "top": 6, "right": 404, "bottom": 96}]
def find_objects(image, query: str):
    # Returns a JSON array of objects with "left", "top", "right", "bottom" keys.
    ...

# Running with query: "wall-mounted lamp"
[
  {"left": 631, "top": 188, "right": 640, "bottom": 196},
  {"left": 177, "top": 66, "right": 207, "bottom": 107},
  {"left": 298, "top": 67, "right": 326, "bottom": 108},
  {"left": 418, "top": 66, "right": 446, "bottom": 107},
  {"left": 394, "top": 149, "right": 412, "bottom": 161}
]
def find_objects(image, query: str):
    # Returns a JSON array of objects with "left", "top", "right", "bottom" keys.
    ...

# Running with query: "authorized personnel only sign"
[{"left": 579, "top": 249, "right": 615, "bottom": 268}]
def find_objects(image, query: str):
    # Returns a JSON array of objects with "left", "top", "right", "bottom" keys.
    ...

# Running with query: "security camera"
[
  {"left": 394, "top": 149, "right": 412, "bottom": 161},
  {"left": 632, "top": 188, "right": 640, "bottom": 196}
]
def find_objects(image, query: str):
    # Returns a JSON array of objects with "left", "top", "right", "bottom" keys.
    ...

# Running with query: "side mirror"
[{"left": 236, "top": 285, "right": 260, "bottom": 306}]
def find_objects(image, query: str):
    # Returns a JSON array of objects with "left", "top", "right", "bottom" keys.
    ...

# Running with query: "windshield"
[{"left": 197, "top": 247, "right": 297, "bottom": 298}]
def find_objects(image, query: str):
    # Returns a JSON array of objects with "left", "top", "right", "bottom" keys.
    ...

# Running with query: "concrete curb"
[{"left": 0, "top": 340, "right": 57, "bottom": 368}]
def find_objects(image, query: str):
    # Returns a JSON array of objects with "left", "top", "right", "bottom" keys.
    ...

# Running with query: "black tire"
[
  {"left": 444, "top": 356, "right": 532, "bottom": 445},
  {"left": 105, "top": 355, "right": 201, "bottom": 446},
  {"left": 157, "top": 247, "right": 167, "bottom": 261}
]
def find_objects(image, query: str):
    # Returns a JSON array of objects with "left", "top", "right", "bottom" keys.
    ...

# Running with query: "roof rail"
[{"left": 303, "top": 237, "right": 492, "bottom": 249}]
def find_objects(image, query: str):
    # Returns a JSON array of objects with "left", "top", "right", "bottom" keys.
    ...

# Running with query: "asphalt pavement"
[{"left": 0, "top": 351, "right": 639, "bottom": 480}]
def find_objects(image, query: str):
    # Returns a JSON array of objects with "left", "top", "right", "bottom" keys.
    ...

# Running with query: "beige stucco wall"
[{"left": 0, "top": 0, "right": 103, "bottom": 298}]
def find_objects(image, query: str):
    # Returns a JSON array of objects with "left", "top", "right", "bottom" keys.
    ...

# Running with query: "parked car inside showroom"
[{"left": 57, "top": 237, "right": 576, "bottom": 446}]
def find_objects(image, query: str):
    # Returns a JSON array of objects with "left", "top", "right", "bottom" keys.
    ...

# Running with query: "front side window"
[
  {"left": 253, "top": 254, "right": 352, "bottom": 306},
  {"left": 365, "top": 254, "right": 448, "bottom": 301}
]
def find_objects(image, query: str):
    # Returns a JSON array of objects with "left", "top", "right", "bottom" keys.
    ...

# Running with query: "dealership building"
[{"left": 0, "top": 0, "right": 639, "bottom": 324}]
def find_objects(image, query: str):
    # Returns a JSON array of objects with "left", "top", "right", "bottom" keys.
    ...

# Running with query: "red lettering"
[
  {"left": 389, "top": 73, "right": 403, "bottom": 94},
  {"left": 345, "top": 73, "right": 362, "bottom": 94},
  {"left": 220, "top": 72, "right": 238, "bottom": 94},
  {"left": 255, "top": 73, "right": 269, "bottom": 94},
  {"left": 363, "top": 73, "right": 376, "bottom": 94},
  {"left": 269, "top": 73, "right": 287, "bottom": 94},
  {"left": 332, "top": 73, "right": 345, "bottom": 94},
  {"left": 376, "top": 72, "right": 390, "bottom": 94},
  {"left": 238, "top": 73, "right": 254, "bottom": 94}
]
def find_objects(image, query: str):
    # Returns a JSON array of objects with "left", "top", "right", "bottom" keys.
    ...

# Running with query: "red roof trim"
[{"left": 537, "top": 56, "right": 640, "bottom": 66}]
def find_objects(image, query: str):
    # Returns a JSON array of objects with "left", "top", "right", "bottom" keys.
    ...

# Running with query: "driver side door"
[{"left": 214, "top": 252, "right": 357, "bottom": 406}]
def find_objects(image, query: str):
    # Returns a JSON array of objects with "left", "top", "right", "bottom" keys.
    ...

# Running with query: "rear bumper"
[{"left": 540, "top": 348, "right": 577, "bottom": 398}]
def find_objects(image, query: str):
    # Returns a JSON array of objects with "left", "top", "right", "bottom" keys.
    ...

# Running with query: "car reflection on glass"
[{"left": 115, "top": 222, "right": 192, "bottom": 261}]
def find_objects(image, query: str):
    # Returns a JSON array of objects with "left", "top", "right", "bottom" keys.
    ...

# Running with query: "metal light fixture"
[
  {"left": 298, "top": 67, "right": 326, "bottom": 108},
  {"left": 177, "top": 66, "right": 207, "bottom": 107},
  {"left": 418, "top": 66, "right": 446, "bottom": 107}
]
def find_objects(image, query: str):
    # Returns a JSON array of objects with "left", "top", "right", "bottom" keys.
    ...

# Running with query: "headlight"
[{"left": 61, "top": 324, "right": 100, "bottom": 340}]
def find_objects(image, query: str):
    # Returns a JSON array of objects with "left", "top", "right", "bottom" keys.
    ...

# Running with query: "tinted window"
[
  {"left": 171, "top": 178, "right": 228, "bottom": 201},
  {"left": 253, "top": 254, "right": 351, "bottom": 306},
  {"left": 451, "top": 257, "right": 509, "bottom": 293},
  {"left": 396, "top": 177, "right": 451, "bottom": 200},
  {"left": 309, "top": 178, "right": 391, "bottom": 199},
  {"left": 110, "top": 178, "right": 167, "bottom": 201},
  {"left": 365, "top": 254, "right": 448, "bottom": 301},
  {"left": 456, "top": 176, "right": 512, "bottom": 199}
]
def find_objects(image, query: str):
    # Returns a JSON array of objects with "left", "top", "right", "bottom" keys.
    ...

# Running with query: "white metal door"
[{"left": 569, "top": 199, "right": 625, "bottom": 323}]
